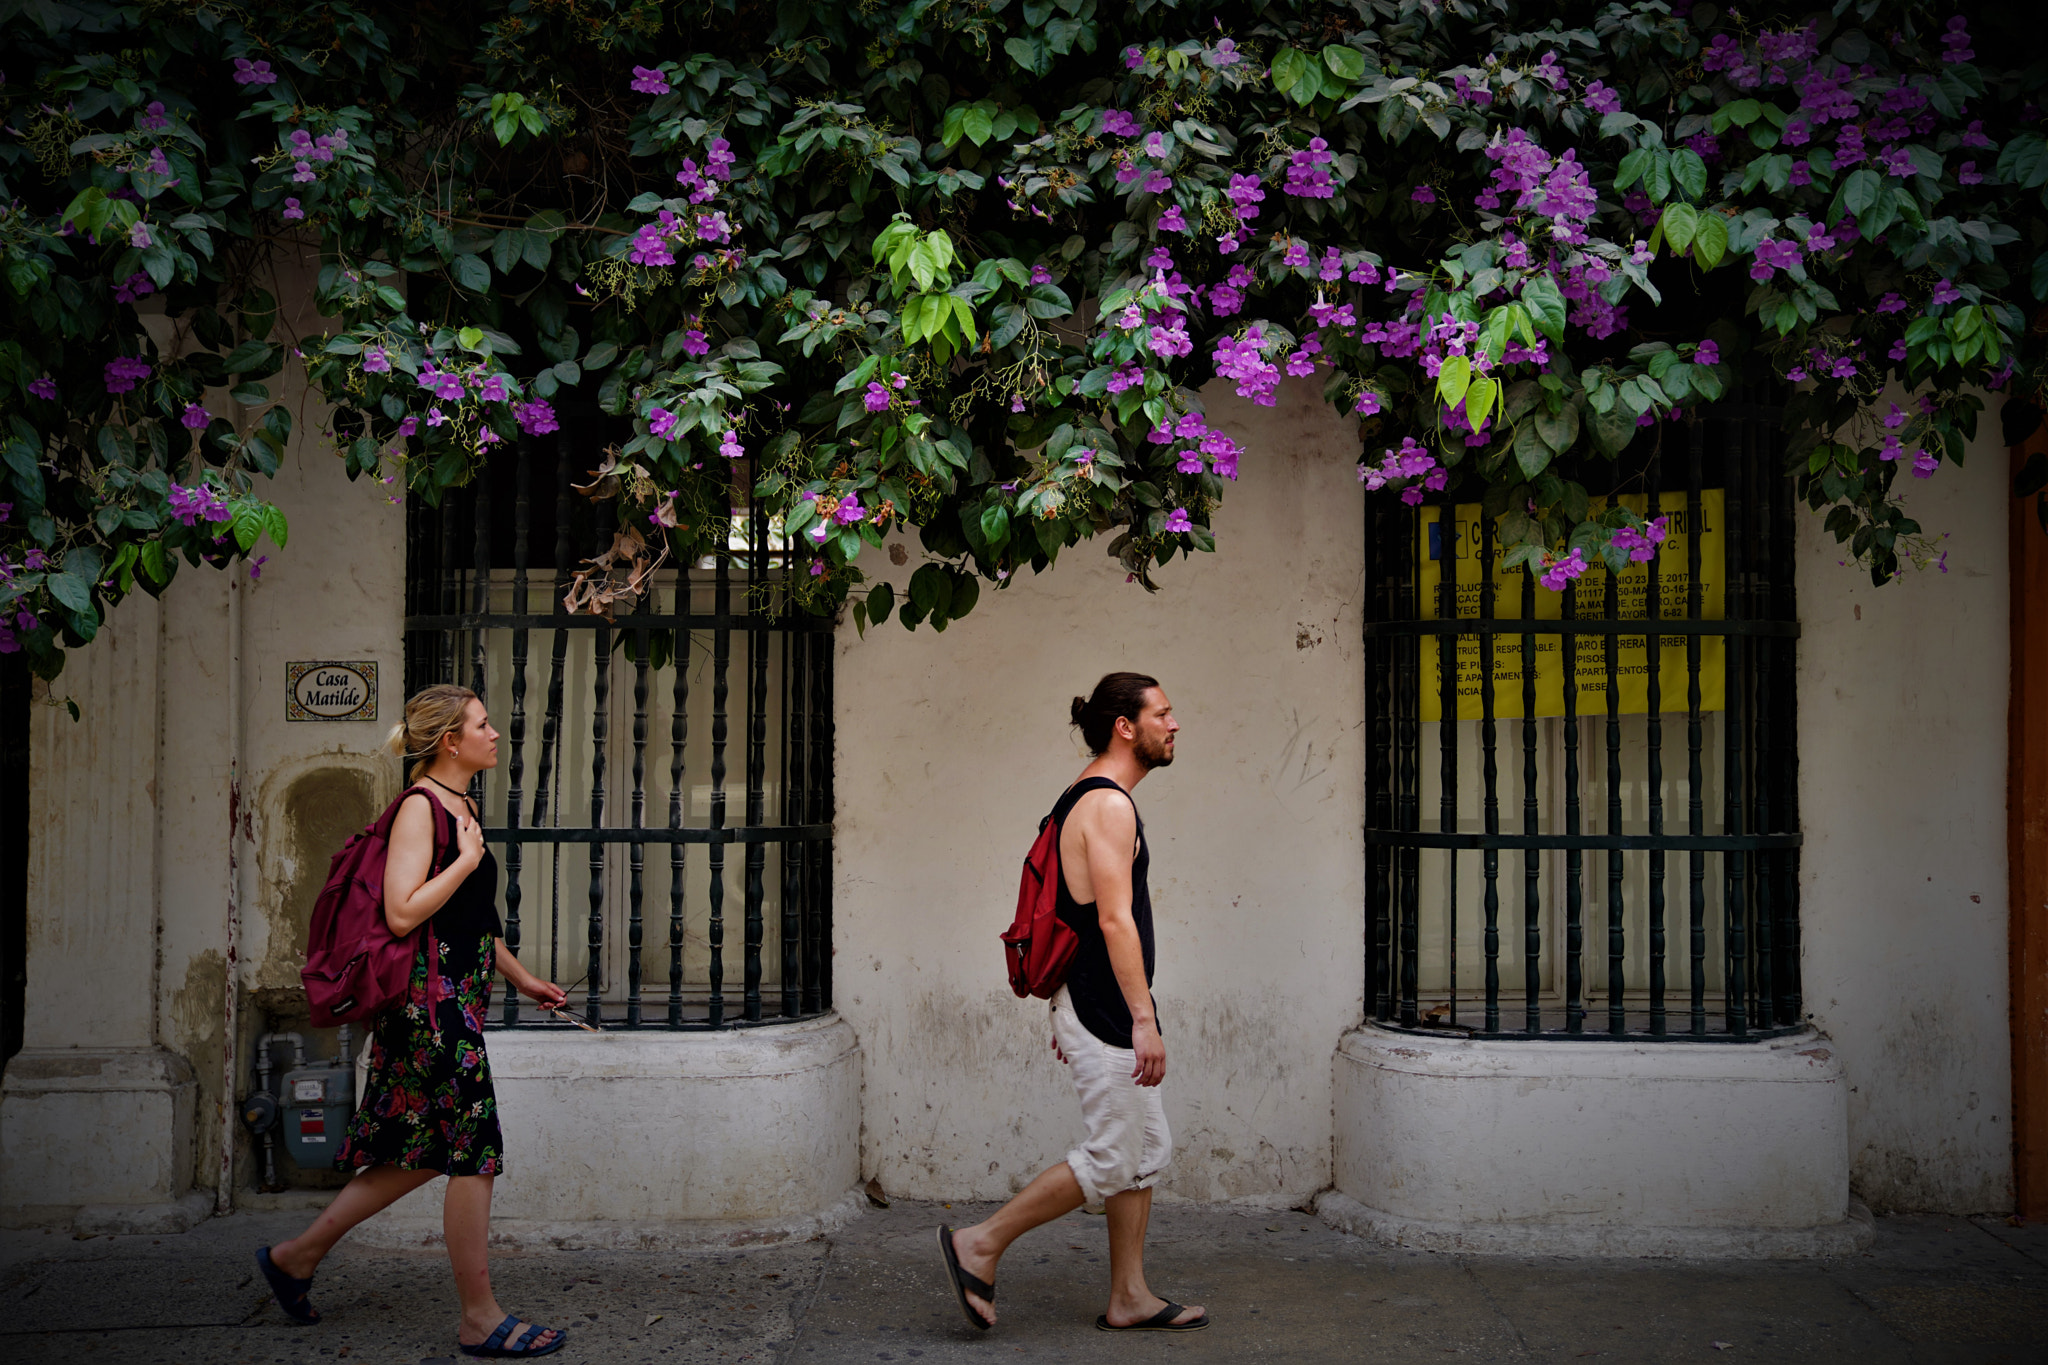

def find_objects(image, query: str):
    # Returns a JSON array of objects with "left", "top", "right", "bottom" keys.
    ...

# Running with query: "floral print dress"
[{"left": 336, "top": 806, "right": 505, "bottom": 1177}]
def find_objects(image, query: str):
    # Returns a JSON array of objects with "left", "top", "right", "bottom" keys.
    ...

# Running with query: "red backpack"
[
  {"left": 1002, "top": 807, "right": 1081, "bottom": 999},
  {"left": 302, "top": 786, "right": 457, "bottom": 1027}
]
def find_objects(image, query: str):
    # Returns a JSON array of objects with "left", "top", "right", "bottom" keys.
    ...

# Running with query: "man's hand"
[{"left": 1131, "top": 1020, "right": 1166, "bottom": 1087}]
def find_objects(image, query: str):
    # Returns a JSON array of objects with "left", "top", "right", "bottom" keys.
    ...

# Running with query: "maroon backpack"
[
  {"left": 1002, "top": 806, "right": 1081, "bottom": 999},
  {"left": 302, "top": 786, "right": 457, "bottom": 1027}
]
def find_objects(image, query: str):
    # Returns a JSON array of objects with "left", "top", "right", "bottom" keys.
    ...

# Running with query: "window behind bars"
[
  {"left": 404, "top": 415, "right": 833, "bottom": 1030},
  {"left": 1363, "top": 394, "right": 1801, "bottom": 1040}
]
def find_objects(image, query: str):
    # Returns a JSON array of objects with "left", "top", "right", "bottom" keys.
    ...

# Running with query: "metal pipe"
[{"left": 253, "top": 1029, "right": 279, "bottom": 1191}]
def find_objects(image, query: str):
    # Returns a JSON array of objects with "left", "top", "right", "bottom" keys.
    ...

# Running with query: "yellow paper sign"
[{"left": 1415, "top": 491, "right": 1725, "bottom": 723}]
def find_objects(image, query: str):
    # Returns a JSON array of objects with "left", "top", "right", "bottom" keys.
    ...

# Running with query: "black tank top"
[{"left": 1051, "top": 776, "right": 1156, "bottom": 1049}]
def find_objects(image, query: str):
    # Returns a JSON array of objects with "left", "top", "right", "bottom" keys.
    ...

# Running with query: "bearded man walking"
[{"left": 937, "top": 672, "right": 1208, "bottom": 1335}]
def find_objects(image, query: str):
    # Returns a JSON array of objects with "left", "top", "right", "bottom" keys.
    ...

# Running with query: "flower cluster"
[
  {"left": 1283, "top": 138, "right": 1336, "bottom": 199},
  {"left": 1147, "top": 410, "right": 1242, "bottom": 481},
  {"left": 1357, "top": 438, "right": 1446, "bottom": 505},
  {"left": 1609, "top": 517, "right": 1670, "bottom": 564},
  {"left": 103, "top": 357, "right": 151, "bottom": 395},
  {"left": 166, "top": 482, "right": 230, "bottom": 527}
]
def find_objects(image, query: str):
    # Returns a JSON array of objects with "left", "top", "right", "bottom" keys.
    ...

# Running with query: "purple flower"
[
  {"left": 233, "top": 58, "right": 278, "bottom": 87},
  {"left": 1030, "top": 264, "right": 1053, "bottom": 285},
  {"left": 680, "top": 328, "right": 709, "bottom": 357},
  {"left": 1694, "top": 340, "right": 1720, "bottom": 366},
  {"left": 1207, "top": 38, "right": 1241, "bottom": 68},
  {"left": 705, "top": 138, "right": 736, "bottom": 180},
  {"left": 23, "top": 550, "right": 46, "bottom": 573},
  {"left": 113, "top": 271, "right": 155, "bottom": 303},
  {"left": 1539, "top": 547, "right": 1589, "bottom": 592},
  {"left": 863, "top": 381, "right": 892, "bottom": 413},
  {"left": 1123, "top": 45, "right": 1145, "bottom": 70},
  {"left": 291, "top": 160, "right": 315, "bottom": 184},
  {"left": 834, "top": 494, "right": 865, "bottom": 524},
  {"left": 1912, "top": 448, "right": 1939, "bottom": 479},
  {"left": 28, "top": 374, "right": 56, "bottom": 401},
  {"left": 513, "top": 400, "right": 559, "bottom": 435},
  {"left": 1353, "top": 390, "right": 1382, "bottom": 416},
  {"left": 1100, "top": 109, "right": 1140, "bottom": 137},
  {"left": 417, "top": 367, "right": 465, "bottom": 401},
  {"left": 181, "top": 402, "right": 209, "bottom": 430},
  {"left": 631, "top": 65, "right": 671, "bottom": 96},
  {"left": 1930, "top": 279, "right": 1963, "bottom": 306},
  {"left": 719, "top": 427, "right": 744, "bottom": 460},
  {"left": 140, "top": 101, "right": 169, "bottom": 132},
  {"left": 1163, "top": 507, "right": 1192, "bottom": 534},
  {"left": 476, "top": 373, "right": 511, "bottom": 403},
  {"left": 1583, "top": 80, "right": 1622, "bottom": 115},
  {"left": 128, "top": 221, "right": 153, "bottom": 249},
  {"left": 103, "top": 357, "right": 151, "bottom": 394},
  {"left": 1158, "top": 204, "right": 1189, "bottom": 233},
  {"left": 628, "top": 220, "right": 676, "bottom": 267},
  {"left": 1880, "top": 434, "right": 1903, "bottom": 462},
  {"left": 1877, "top": 293, "right": 1907, "bottom": 314},
  {"left": 1957, "top": 161, "right": 1982, "bottom": 185},
  {"left": 1609, "top": 518, "right": 1669, "bottom": 564},
  {"left": 1410, "top": 185, "right": 1437, "bottom": 205},
  {"left": 281, "top": 197, "right": 304, "bottom": 220},
  {"left": 166, "top": 482, "right": 229, "bottom": 526},
  {"left": 248, "top": 555, "right": 268, "bottom": 582},
  {"left": 649, "top": 407, "right": 679, "bottom": 439},
  {"left": 362, "top": 345, "right": 390, "bottom": 374},
  {"left": 397, "top": 416, "right": 419, "bottom": 438},
  {"left": 1940, "top": 16, "right": 1975, "bottom": 64}
]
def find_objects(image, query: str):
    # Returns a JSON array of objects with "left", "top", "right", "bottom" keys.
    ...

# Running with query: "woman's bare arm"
[{"left": 382, "top": 792, "right": 483, "bottom": 936}]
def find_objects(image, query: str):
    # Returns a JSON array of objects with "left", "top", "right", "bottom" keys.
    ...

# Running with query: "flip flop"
[
  {"left": 1096, "top": 1301, "right": 1210, "bottom": 1332},
  {"left": 459, "top": 1314, "right": 568, "bottom": 1358},
  {"left": 936, "top": 1224, "right": 995, "bottom": 1330},
  {"left": 255, "top": 1246, "right": 320, "bottom": 1325}
]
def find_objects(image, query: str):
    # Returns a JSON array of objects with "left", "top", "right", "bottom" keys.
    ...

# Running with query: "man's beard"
[{"left": 1135, "top": 733, "right": 1175, "bottom": 769}]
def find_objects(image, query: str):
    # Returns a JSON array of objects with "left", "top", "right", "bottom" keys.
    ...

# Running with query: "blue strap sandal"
[
  {"left": 254, "top": 1246, "right": 320, "bottom": 1325},
  {"left": 460, "top": 1315, "right": 568, "bottom": 1358}
]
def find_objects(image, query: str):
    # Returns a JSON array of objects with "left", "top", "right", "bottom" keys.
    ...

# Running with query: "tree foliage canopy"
[{"left": 2, "top": 0, "right": 2044, "bottom": 675}]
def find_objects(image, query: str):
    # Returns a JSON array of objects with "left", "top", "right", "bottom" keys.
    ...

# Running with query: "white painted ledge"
[
  {"left": 0, "top": 1046, "right": 200, "bottom": 1228},
  {"left": 353, "top": 1013, "right": 863, "bottom": 1247},
  {"left": 1329, "top": 1023, "right": 1867, "bottom": 1258}
]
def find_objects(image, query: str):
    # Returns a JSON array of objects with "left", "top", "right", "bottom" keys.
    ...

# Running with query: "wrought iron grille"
[
  {"left": 1362, "top": 394, "right": 1800, "bottom": 1040},
  {"left": 404, "top": 411, "right": 833, "bottom": 1030}
]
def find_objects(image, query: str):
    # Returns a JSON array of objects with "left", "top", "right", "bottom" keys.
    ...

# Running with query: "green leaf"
[
  {"left": 1692, "top": 213, "right": 1729, "bottom": 269},
  {"left": 1271, "top": 48, "right": 1312, "bottom": 96},
  {"left": 45, "top": 572, "right": 92, "bottom": 613},
  {"left": 1670, "top": 149, "right": 1708, "bottom": 201},
  {"left": 1437, "top": 354, "right": 1471, "bottom": 407},
  {"left": 263, "top": 504, "right": 290, "bottom": 550},
  {"left": 980, "top": 502, "right": 1010, "bottom": 547},
  {"left": 450, "top": 254, "right": 491, "bottom": 293},
  {"left": 1514, "top": 422, "right": 1552, "bottom": 479},
  {"left": 229, "top": 503, "right": 265, "bottom": 552},
  {"left": 584, "top": 341, "right": 620, "bottom": 370},
  {"left": 962, "top": 106, "right": 995, "bottom": 145},
  {"left": 1464, "top": 377, "right": 1497, "bottom": 436},
  {"left": 1534, "top": 403, "right": 1580, "bottom": 454},
  {"left": 1520, "top": 274, "right": 1567, "bottom": 343},
  {"left": 222, "top": 340, "right": 273, "bottom": 373},
  {"left": 1661, "top": 202, "right": 1700, "bottom": 253},
  {"left": 1322, "top": 45, "right": 1366, "bottom": 82}
]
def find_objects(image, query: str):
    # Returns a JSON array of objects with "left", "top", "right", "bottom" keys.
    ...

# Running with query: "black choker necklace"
[{"left": 423, "top": 774, "right": 470, "bottom": 800}]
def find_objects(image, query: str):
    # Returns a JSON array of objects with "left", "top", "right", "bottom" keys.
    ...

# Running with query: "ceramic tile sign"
[{"left": 287, "top": 661, "right": 378, "bottom": 722}]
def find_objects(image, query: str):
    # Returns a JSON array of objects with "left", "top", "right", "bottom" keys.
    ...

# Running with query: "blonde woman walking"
[{"left": 256, "top": 684, "right": 570, "bottom": 1358}]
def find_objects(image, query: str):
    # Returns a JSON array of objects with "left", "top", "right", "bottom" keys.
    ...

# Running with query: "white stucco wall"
[
  {"left": 1797, "top": 396, "right": 2013, "bottom": 1213},
  {"left": 832, "top": 376, "right": 1365, "bottom": 1208}
]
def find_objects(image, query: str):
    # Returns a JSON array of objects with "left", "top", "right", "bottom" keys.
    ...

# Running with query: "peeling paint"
[{"left": 171, "top": 950, "right": 226, "bottom": 1191}]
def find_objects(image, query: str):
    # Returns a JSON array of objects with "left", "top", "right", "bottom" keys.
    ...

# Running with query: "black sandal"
[
  {"left": 936, "top": 1225, "right": 995, "bottom": 1330},
  {"left": 1096, "top": 1301, "right": 1210, "bottom": 1332},
  {"left": 255, "top": 1246, "right": 320, "bottom": 1325}
]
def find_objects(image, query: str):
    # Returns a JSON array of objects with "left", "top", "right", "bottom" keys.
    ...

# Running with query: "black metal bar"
[
  {"left": 585, "top": 607, "right": 610, "bottom": 1027},
  {"left": 501, "top": 436, "right": 531, "bottom": 1027},
  {"left": 1520, "top": 570, "right": 1540, "bottom": 1033},
  {"left": 1438, "top": 504, "right": 1459, "bottom": 1027},
  {"left": 471, "top": 472, "right": 490, "bottom": 706},
  {"left": 535, "top": 430, "right": 575, "bottom": 983},
  {"left": 1647, "top": 440, "right": 1668, "bottom": 1037},
  {"left": 669, "top": 571, "right": 690, "bottom": 1028},
  {"left": 1365, "top": 497, "right": 1393, "bottom": 1020},
  {"left": 1397, "top": 505, "right": 1420, "bottom": 1029},
  {"left": 781, "top": 627, "right": 805, "bottom": 1018},
  {"left": 1480, "top": 511, "right": 1500, "bottom": 1033},
  {"left": 628, "top": 625, "right": 649, "bottom": 1028},
  {"left": 1687, "top": 419, "right": 1707, "bottom": 1037},
  {"left": 1605, "top": 497, "right": 1626, "bottom": 1037},
  {"left": 1724, "top": 407, "right": 1749, "bottom": 1037},
  {"left": 1563, "top": 579, "right": 1583, "bottom": 1035},
  {"left": 707, "top": 547, "right": 731, "bottom": 1027},
  {"left": 1772, "top": 409, "right": 1803, "bottom": 1025},
  {"left": 745, "top": 502, "right": 769, "bottom": 1023},
  {"left": 807, "top": 617, "right": 831, "bottom": 1014}
]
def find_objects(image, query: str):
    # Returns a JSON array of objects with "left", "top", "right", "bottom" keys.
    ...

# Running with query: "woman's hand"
[
  {"left": 454, "top": 810, "right": 485, "bottom": 869},
  {"left": 520, "top": 977, "right": 568, "bottom": 1009}
]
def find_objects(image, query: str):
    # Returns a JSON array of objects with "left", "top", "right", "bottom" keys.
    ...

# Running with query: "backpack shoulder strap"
[{"left": 1050, "top": 775, "right": 1128, "bottom": 827}]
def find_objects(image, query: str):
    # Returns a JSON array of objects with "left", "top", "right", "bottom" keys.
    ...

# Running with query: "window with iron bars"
[
  {"left": 1362, "top": 392, "right": 1800, "bottom": 1040},
  {"left": 403, "top": 412, "right": 833, "bottom": 1030}
]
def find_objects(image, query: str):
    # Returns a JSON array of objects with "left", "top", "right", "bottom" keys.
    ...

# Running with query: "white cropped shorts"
[{"left": 1050, "top": 983, "right": 1173, "bottom": 1212}]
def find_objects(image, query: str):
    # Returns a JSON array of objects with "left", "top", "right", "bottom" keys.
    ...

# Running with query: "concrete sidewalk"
[{"left": 2, "top": 1198, "right": 2044, "bottom": 1364}]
